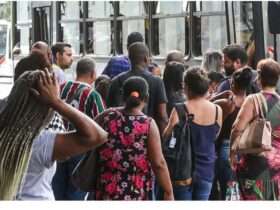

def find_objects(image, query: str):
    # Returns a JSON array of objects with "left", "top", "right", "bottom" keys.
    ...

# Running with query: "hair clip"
[{"left": 130, "top": 91, "right": 140, "bottom": 98}]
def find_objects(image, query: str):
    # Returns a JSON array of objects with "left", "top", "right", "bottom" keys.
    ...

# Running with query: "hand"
[
  {"left": 163, "top": 191, "right": 174, "bottom": 200},
  {"left": 229, "top": 151, "right": 238, "bottom": 171},
  {"left": 30, "top": 68, "right": 60, "bottom": 107}
]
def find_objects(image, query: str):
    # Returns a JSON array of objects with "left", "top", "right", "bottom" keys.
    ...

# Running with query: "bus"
[
  {"left": 0, "top": 19, "right": 13, "bottom": 99},
  {"left": 11, "top": 1, "right": 280, "bottom": 79}
]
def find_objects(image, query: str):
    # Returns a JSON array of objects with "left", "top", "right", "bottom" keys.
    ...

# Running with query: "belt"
[{"left": 173, "top": 178, "right": 192, "bottom": 186}]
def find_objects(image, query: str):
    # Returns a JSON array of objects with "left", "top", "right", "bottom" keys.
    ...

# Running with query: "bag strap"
[
  {"left": 215, "top": 105, "right": 219, "bottom": 123},
  {"left": 255, "top": 93, "right": 268, "bottom": 119},
  {"left": 174, "top": 103, "right": 188, "bottom": 123}
]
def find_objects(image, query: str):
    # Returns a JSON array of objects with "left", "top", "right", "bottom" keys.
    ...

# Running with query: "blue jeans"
[
  {"left": 156, "top": 178, "right": 212, "bottom": 200},
  {"left": 192, "top": 178, "right": 213, "bottom": 200},
  {"left": 156, "top": 184, "right": 192, "bottom": 200},
  {"left": 52, "top": 155, "right": 87, "bottom": 200},
  {"left": 215, "top": 140, "right": 233, "bottom": 200}
]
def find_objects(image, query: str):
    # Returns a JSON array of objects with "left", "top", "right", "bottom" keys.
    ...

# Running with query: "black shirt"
[{"left": 106, "top": 66, "right": 168, "bottom": 119}]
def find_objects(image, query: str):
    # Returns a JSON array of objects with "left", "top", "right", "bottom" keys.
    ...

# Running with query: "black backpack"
[{"left": 163, "top": 103, "right": 194, "bottom": 181}]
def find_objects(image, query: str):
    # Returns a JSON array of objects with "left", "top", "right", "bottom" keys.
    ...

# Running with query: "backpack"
[{"left": 162, "top": 103, "right": 194, "bottom": 181}]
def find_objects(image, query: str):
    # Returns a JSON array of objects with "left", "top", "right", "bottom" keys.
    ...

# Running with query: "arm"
[
  {"left": 154, "top": 78, "right": 169, "bottom": 135},
  {"left": 147, "top": 119, "right": 174, "bottom": 200},
  {"left": 155, "top": 103, "right": 168, "bottom": 135},
  {"left": 34, "top": 69, "right": 108, "bottom": 161},
  {"left": 162, "top": 108, "right": 179, "bottom": 141},
  {"left": 229, "top": 96, "right": 255, "bottom": 166}
]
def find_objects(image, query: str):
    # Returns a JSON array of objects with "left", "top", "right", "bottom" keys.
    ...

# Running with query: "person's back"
[
  {"left": 52, "top": 57, "right": 104, "bottom": 200},
  {"left": 94, "top": 77, "right": 173, "bottom": 200},
  {"left": 94, "top": 108, "right": 153, "bottom": 200},
  {"left": 107, "top": 42, "right": 168, "bottom": 133},
  {"left": 162, "top": 67, "right": 222, "bottom": 200}
]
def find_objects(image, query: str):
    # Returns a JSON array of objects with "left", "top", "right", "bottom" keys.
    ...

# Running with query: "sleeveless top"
[
  {"left": 95, "top": 108, "right": 153, "bottom": 200},
  {"left": 190, "top": 106, "right": 220, "bottom": 182}
]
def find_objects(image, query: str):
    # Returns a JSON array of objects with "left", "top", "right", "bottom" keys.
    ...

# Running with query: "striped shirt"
[{"left": 60, "top": 81, "right": 104, "bottom": 129}]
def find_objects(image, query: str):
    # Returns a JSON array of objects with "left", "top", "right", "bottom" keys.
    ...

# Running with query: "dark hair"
[
  {"left": 128, "top": 42, "right": 149, "bottom": 66},
  {"left": 257, "top": 58, "right": 280, "bottom": 87},
  {"left": 14, "top": 50, "right": 51, "bottom": 81},
  {"left": 223, "top": 44, "right": 248, "bottom": 64},
  {"left": 95, "top": 75, "right": 110, "bottom": 89},
  {"left": 122, "top": 76, "right": 149, "bottom": 109},
  {"left": 165, "top": 50, "right": 184, "bottom": 65},
  {"left": 163, "top": 61, "right": 185, "bottom": 92},
  {"left": 232, "top": 67, "right": 253, "bottom": 91},
  {"left": 51, "top": 42, "right": 72, "bottom": 58},
  {"left": 184, "top": 67, "right": 210, "bottom": 97},
  {"left": 127, "top": 32, "right": 144, "bottom": 49},
  {"left": 208, "top": 71, "right": 225, "bottom": 84},
  {"left": 76, "top": 57, "right": 96, "bottom": 77},
  {"left": 95, "top": 75, "right": 111, "bottom": 102}
]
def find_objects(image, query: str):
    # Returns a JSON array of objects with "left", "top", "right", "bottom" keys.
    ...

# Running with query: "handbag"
[
  {"left": 232, "top": 93, "right": 272, "bottom": 154},
  {"left": 71, "top": 149, "right": 98, "bottom": 192}
]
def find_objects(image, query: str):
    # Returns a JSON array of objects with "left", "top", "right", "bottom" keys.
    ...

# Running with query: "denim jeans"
[
  {"left": 156, "top": 184, "right": 192, "bottom": 200},
  {"left": 215, "top": 140, "right": 233, "bottom": 200},
  {"left": 156, "top": 178, "right": 211, "bottom": 200},
  {"left": 192, "top": 178, "right": 213, "bottom": 200}
]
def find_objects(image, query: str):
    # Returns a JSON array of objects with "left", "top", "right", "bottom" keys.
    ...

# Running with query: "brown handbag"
[
  {"left": 71, "top": 149, "right": 98, "bottom": 192},
  {"left": 232, "top": 93, "right": 272, "bottom": 154}
]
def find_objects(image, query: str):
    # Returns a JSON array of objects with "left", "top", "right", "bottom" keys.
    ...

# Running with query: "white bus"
[{"left": 0, "top": 20, "right": 13, "bottom": 99}]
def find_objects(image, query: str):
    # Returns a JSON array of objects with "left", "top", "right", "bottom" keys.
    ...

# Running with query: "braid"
[{"left": 0, "top": 70, "right": 54, "bottom": 200}]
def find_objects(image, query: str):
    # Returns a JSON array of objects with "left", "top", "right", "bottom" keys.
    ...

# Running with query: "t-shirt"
[
  {"left": 53, "top": 64, "right": 66, "bottom": 85},
  {"left": 17, "top": 131, "right": 57, "bottom": 200},
  {"left": 106, "top": 67, "right": 168, "bottom": 119},
  {"left": 60, "top": 81, "right": 104, "bottom": 122}
]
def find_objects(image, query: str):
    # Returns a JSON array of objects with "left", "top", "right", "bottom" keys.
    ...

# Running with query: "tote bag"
[{"left": 232, "top": 93, "right": 272, "bottom": 154}]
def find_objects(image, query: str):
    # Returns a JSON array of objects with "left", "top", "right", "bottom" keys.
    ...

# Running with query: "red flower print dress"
[{"left": 94, "top": 108, "right": 153, "bottom": 200}]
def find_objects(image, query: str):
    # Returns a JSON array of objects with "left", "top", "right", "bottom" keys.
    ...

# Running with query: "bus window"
[
  {"left": 153, "top": 1, "right": 188, "bottom": 57},
  {"left": 262, "top": 2, "right": 280, "bottom": 60},
  {"left": 88, "top": 1, "right": 114, "bottom": 55},
  {"left": 119, "top": 1, "right": 146, "bottom": 55},
  {"left": 60, "top": 1, "right": 81, "bottom": 55},
  {"left": 16, "top": 1, "right": 31, "bottom": 55},
  {"left": 0, "top": 24, "right": 7, "bottom": 57},
  {"left": 193, "top": 1, "right": 227, "bottom": 57},
  {"left": 233, "top": 2, "right": 254, "bottom": 49}
]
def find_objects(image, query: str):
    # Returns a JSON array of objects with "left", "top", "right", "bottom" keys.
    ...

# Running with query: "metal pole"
[
  {"left": 225, "top": 1, "right": 231, "bottom": 44},
  {"left": 274, "top": 34, "right": 278, "bottom": 61}
]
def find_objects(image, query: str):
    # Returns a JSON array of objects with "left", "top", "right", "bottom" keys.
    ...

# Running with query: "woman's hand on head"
[{"left": 31, "top": 68, "right": 60, "bottom": 107}]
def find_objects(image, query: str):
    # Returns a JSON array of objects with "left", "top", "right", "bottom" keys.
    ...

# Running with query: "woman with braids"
[
  {"left": 92, "top": 76, "right": 173, "bottom": 200},
  {"left": 20, "top": 69, "right": 107, "bottom": 200},
  {"left": 0, "top": 68, "right": 108, "bottom": 200}
]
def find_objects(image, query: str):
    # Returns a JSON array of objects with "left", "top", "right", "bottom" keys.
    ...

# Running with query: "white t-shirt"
[{"left": 17, "top": 131, "right": 57, "bottom": 200}]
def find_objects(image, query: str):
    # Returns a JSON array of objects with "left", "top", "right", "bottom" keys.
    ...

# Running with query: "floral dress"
[
  {"left": 236, "top": 92, "right": 280, "bottom": 200},
  {"left": 94, "top": 108, "right": 153, "bottom": 200}
]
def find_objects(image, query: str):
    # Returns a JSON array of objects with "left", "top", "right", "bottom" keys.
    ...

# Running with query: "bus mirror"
[{"left": 268, "top": 2, "right": 280, "bottom": 34}]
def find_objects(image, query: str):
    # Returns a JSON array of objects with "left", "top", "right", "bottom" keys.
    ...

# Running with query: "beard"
[{"left": 224, "top": 66, "right": 235, "bottom": 77}]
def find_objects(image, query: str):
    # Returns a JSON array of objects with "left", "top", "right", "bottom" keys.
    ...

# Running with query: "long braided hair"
[{"left": 0, "top": 70, "right": 54, "bottom": 200}]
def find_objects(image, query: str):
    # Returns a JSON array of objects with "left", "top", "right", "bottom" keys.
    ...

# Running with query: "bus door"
[{"left": 31, "top": 2, "right": 52, "bottom": 46}]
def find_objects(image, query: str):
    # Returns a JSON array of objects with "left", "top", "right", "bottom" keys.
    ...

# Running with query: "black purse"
[{"left": 71, "top": 149, "right": 98, "bottom": 192}]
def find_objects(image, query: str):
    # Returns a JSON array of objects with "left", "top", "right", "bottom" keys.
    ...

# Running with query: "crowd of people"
[{"left": 1, "top": 31, "right": 280, "bottom": 201}]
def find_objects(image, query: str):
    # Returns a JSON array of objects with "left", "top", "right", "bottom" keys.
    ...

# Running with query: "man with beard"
[{"left": 216, "top": 44, "right": 249, "bottom": 93}]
